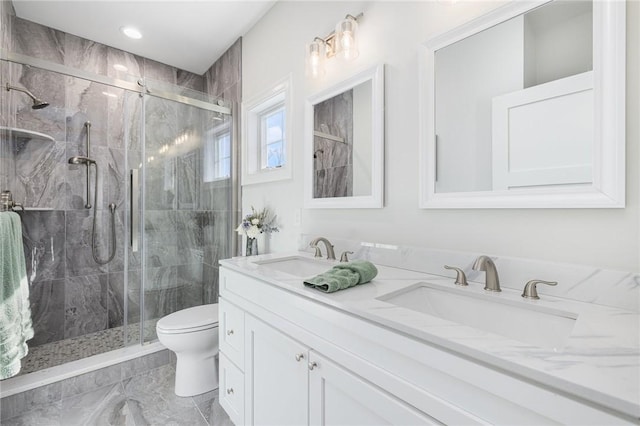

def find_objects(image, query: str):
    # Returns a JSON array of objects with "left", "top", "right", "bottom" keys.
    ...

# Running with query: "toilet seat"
[{"left": 157, "top": 304, "right": 219, "bottom": 334}]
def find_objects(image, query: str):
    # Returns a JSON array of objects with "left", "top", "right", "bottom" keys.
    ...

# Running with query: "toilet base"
[{"left": 174, "top": 353, "right": 219, "bottom": 397}]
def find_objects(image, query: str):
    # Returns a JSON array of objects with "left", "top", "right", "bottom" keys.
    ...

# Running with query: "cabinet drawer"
[
  {"left": 219, "top": 352, "right": 244, "bottom": 426},
  {"left": 219, "top": 297, "right": 244, "bottom": 369}
]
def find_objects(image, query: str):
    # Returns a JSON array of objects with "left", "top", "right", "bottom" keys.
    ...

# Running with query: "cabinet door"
[
  {"left": 309, "top": 351, "right": 440, "bottom": 426},
  {"left": 245, "top": 314, "right": 309, "bottom": 425}
]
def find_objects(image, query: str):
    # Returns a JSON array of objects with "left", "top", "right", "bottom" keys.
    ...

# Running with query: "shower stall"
[{"left": 0, "top": 51, "right": 235, "bottom": 378}]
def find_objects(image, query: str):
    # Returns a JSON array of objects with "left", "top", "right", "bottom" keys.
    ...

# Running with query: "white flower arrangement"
[{"left": 236, "top": 206, "right": 279, "bottom": 239}]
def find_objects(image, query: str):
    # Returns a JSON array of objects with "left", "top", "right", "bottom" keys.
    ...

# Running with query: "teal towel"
[
  {"left": 0, "top": 212, "right": 34, "bottom": 379},
  {"left": 304, "top": 260, "right": 378, "bottom": 293}
]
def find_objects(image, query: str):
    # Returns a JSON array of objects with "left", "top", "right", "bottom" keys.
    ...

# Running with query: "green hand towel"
[
  {"left": 304, "top": 260, "right": 378, "bottom": 293},
  {"left": 0, "top": 212, "right": 34, "bottom": 379}
]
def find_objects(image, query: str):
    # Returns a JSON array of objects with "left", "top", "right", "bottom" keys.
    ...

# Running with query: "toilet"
[{"left": 156, "top": 303, "right": 219, "bottom": 397}]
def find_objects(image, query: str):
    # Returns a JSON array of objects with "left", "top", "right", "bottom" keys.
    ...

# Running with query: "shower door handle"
[
  {"left": 130, "top": 168, "right": 139, "bottom": 253},
  {"left": 84, "top": 122, "right": 92, "bottom": 209}
]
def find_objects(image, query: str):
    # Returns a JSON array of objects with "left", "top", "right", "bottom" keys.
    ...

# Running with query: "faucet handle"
[
  {"left": 340, "top": 251, "right": 354, "bottom": 262},
  {"left": 444, "top": 265, "right": 468, "bottom": 286},
  {"left": 311, "top": 245, "right": 322, "bottom": 258},
  {"left": 521, "top": 280, "right": 557, "bottom": 300}
]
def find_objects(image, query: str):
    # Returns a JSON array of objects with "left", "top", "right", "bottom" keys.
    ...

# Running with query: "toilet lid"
[{"left": 156, "top": 304, "right": 219, "bottom": 332}]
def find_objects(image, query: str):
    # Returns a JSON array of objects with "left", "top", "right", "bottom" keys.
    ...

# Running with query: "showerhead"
[
  {"left": 68, "top": 156, "right": 96, "bottom": 165},
  {"left": 6, "top": 83, "right": 50, "bottom": 110},
  {"left": 31, "top": 99, "right": 49, "bottom": 110}
]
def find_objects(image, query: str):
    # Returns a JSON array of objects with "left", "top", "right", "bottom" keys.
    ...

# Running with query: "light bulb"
[
  {"left": 340, "top": 32, "right": 353, "bottom": 50},
  {"left": 306, "top": 40, "right": 325, "bottom": 78},
  {"left": 335, "top": 18, "right": 359, "bottom": 61},
  {"left": 310, "top": 51, "right": 320, "bottom": 67}
]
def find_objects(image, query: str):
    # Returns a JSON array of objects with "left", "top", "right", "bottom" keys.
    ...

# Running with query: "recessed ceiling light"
[
  {"left": 113, "top": 64, "right": 128, "bottom": 72},
  {"left": 120, "top": 26, "right": 142, "bottom": 40}
]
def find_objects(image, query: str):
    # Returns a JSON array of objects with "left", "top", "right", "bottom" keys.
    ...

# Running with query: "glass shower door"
[
  {"left": 2, "top": 57, "right": 144, "bottom": 373},
  {"left": 140, "top": 85, "right": 232, "bottom": 342}
]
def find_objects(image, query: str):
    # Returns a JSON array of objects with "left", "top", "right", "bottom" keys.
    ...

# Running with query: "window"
[
  {"left": 203, "top": 123, "right": 231, "bottom": 182},
  {"left": 261, "top": 106, "right": 286, "bottom": 169},
  {"left": 242, "top": 75, "right": 292, "bottom": 185}
]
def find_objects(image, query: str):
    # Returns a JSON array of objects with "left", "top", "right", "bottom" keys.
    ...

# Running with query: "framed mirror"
[
  {"left": 304, "top": 64, "right": 384, "bottom": 208},
  {"left": 419, "top": 0, "right": 625, "bottom": 209}
]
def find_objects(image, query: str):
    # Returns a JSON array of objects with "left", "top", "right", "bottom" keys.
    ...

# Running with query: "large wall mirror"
[
  {"left": 304, "top": 64, "right": 384, "bottom": 208},
  {"left": 419, "top": 0, "right": 625, "bottom": 208}
]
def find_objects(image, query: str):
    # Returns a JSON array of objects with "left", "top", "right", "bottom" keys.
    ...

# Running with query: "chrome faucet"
[
  {"left": 309, "top": 237, "right": 336, "bottom": 260},
  {"left": 472, "top": 255, "right": 501, "bottom": 292}
]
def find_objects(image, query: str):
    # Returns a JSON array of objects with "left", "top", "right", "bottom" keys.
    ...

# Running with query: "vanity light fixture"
[{"left": 305, "top": 13, "right": 363, "bottom": 79}]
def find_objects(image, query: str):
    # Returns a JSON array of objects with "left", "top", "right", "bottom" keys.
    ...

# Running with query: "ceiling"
[{"left": 11, "top": 0, "right": 276, "bottom": 75}]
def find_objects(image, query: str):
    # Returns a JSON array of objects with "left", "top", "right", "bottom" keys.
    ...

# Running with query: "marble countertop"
[{"left": 220, "top": 252, "right": 640, "bottom": 419}]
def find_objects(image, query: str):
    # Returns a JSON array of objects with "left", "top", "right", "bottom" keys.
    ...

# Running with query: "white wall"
[{"left": 242, "top": 1, "right": 640, "bottom": 272}]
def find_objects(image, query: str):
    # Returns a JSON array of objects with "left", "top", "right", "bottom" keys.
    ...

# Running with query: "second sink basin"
[
  {"left": 253, "top": 256, "right": 333, "bottom": 278},
  {"left": 378, "top": 282, "right": 578, "bottom": 351}
]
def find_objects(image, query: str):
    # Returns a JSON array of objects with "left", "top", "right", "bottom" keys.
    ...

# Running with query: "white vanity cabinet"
[
  {"left": 242, "top": 313, "right": 436, "bottom": 426},
  {"left": 218, "top": 265, "right": 635, "bottom": 425}
]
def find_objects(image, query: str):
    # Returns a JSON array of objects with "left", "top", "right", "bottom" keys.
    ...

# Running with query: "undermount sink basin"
[
  {"left": 378, "top": 282, "right": 578, "bottom": 351},
  {"left": 253, "top": 256, "right": 333, "bottom": 278}
]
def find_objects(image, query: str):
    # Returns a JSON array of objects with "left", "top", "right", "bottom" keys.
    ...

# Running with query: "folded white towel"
[{"left": 0, "top": 212, "right": 34, "bottom": 379}]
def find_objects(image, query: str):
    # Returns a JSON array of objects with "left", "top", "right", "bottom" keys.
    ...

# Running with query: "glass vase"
[{"left": 245, "top": 237, "right": 258, "bottom": 256}]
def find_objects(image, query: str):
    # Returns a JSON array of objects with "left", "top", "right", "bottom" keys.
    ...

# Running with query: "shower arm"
[{"left": 84, "top": 121, "right": 92, "bottom": 209}]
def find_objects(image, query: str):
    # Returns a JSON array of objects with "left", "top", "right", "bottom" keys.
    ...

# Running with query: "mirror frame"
[
  {"left": 304, "top": 64, "right": 385, "bottom": 209},
  {"left": 419, "top": 0, "right": 625, "bottom": 209}
]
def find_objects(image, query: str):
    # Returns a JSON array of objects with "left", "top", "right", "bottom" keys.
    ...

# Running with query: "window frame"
[{"left": 242, "top": 75, "right": 293, "bottom": 185}]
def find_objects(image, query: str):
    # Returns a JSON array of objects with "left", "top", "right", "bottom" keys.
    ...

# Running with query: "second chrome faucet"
[{"left": 472, "top": 255, "right": 501, "bottom": 292}]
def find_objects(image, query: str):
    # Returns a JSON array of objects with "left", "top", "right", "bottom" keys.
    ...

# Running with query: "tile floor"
[
  {"left": 18, "top": 327, "right": 125, "bottom": 376},
  {"left": 2, "top": 363, "right": 234, "bottom": 426},
  {"left": 18, "top": 321, "right": 160, "bottom": 376}
]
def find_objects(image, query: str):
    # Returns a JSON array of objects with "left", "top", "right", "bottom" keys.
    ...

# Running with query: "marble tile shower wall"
[
  {"left": 201, "top": 38, "right": 242, "bottom": 304},
  {"left": 313, "top": 89, "right": 353, "bottom": 198},
  {"left": 0, "top": 14, "right": 233, "bottom": 349},
  {"left": 0, "top": 1, "right": 13, "bottom": 190},
  {"left": 0, "top": 1, "right": 8, "bottom": 52}
]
